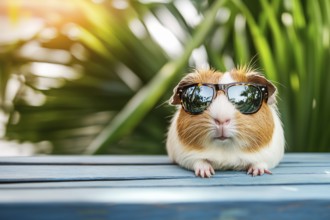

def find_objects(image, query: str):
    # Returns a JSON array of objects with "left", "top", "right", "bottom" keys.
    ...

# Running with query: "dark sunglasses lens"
[
  {"left": 227, "top": 85, "right": 262, "bottom": 114},
  {"left": 181, "top": 85, "right": 214, "bottom": 114}
]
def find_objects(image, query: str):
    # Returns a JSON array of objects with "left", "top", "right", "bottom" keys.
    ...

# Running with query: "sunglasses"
[{"left": 176, "top": 82, "right": 268, "bottom": 115}]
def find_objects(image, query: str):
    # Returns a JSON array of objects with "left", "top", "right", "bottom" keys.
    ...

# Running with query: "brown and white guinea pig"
[{"left": 166, "top": 67, "right": 285, "bottom": 178}]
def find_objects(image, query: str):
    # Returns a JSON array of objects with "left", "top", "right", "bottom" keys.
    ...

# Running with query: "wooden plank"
[
  {"left": 282, "top": 153, "right": 330, "bottom": 163},
  {"left": 0, "top": 153, "right": 329, "bottom": 165},
  {"left": 278, "top": 162, "right": 330, "bottom": 167},
  {"left": 0, "top": 173, "right": 329, "bottom": 188},
  {"left": 1, "top": 200, "right": 329, "bottom": 220},
  {"left": 0, "top": 164, "right": 328, "bottom": 183},
  {"left": 0, "top": 165, "right": 191, "bottom": 182},
  {"left": 0, "top": 155, "right": 171, "bottom": 165},
  {"left": 0, "top": 164, "right": 329, "bottom": 183},
  {"left": 0, "top": 185, "right": 330, "bottom": 203}
]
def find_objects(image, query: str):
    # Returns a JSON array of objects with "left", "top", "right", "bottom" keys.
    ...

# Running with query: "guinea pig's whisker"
[{"left": 182, "top": 127, "right": 215, "bottom": 146}]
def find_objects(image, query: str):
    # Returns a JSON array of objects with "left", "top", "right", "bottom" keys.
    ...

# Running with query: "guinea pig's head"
[{"left": 170, "top": 68, "right": 277, "bottom": 152}]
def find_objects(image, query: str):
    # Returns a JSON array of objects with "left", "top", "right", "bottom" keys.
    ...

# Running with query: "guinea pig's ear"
[
  {"left": 169, "top": 84, "right": 181, "bottom": 105},
  {"left": 169, "top": 72, "right": 199, "bottom": 105},
  {"left": 169, "top": 75, "right": 194, "bottom": 105},
  {"left": 247, "top": 74, "right": 277, "bottom": 105}
]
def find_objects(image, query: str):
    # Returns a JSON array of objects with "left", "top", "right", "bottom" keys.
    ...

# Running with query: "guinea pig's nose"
[{"left": 214, "top": 118, "right": 231, "bottom": 126}]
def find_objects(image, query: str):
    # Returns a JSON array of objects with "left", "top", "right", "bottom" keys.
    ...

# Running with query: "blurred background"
[{"left": 0, "top": 0, "right": 329, "bottom": 156}]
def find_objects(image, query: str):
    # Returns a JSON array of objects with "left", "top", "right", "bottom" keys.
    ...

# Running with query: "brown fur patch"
[
  {"left": 176, "top": 69, "right": 223, "bottom": 150},
  {"left": 235, "top": 103, "right": 274, "bottom": 153},
  {"left": 230, "top": 68, "right": 275, "bottom": 152},
  {"left": 179, "top": 69, "right": 223, "bottom": 86},
  {"left": 177, "top": 110, "right": 214, "bottom": 150},
  {"left": 230, "top": 68, "right": 249, "bottom": 82}
]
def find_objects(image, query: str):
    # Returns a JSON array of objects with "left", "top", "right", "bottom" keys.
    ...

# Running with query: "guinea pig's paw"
[
  {"left": 193, "top": 160, "right": 215, "bottom": 178},
  {"left": 247, "top": 163, "right": 272, "bottom": 177}
]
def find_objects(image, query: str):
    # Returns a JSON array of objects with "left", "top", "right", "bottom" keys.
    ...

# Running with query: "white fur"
[
  {"left": 208, "top": 73, "right": 237, "bottom": 142},
  {"left": 220, "top": 72, "right": 233, "bottom": 84},
  {"left": 166, "top": 72, "right": 285, "bottom": 174},
  {"left": 209, "top": 72, "right": 236, "bottom": 123},
  {"left": 166, "top": 106, "right": 284, "bottom": 172}
]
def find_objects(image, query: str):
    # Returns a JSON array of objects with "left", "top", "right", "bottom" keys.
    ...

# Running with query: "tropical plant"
[{"left": 1, "top": 0, "right": 329, "bottom": 154}]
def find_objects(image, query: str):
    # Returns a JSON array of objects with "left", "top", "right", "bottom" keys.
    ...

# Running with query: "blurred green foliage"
[{"left": 0, "top": 0, "right": 329, "bottom": 154}]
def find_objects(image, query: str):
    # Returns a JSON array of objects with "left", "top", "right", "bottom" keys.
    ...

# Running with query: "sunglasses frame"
[{"left": 176, "top": 82, "right": 269, "bottom": 115}]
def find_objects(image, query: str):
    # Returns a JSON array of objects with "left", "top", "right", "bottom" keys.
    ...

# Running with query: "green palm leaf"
[{"left": 2, "top": 0, "right": 330, "bottom": 154}]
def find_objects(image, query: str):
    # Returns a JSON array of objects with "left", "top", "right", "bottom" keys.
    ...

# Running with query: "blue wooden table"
[{"left": 0, "top": 153, "right": 330, "bottom": 220}]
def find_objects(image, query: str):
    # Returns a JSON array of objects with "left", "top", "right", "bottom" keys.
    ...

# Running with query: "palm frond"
[{"left": 1, "top": 0, "right": 330, "bottom": 154}]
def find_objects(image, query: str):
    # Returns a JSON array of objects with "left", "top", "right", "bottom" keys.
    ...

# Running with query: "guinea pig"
[{"left": 166, "top": 67, "right": 285, "bottom": 178}]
